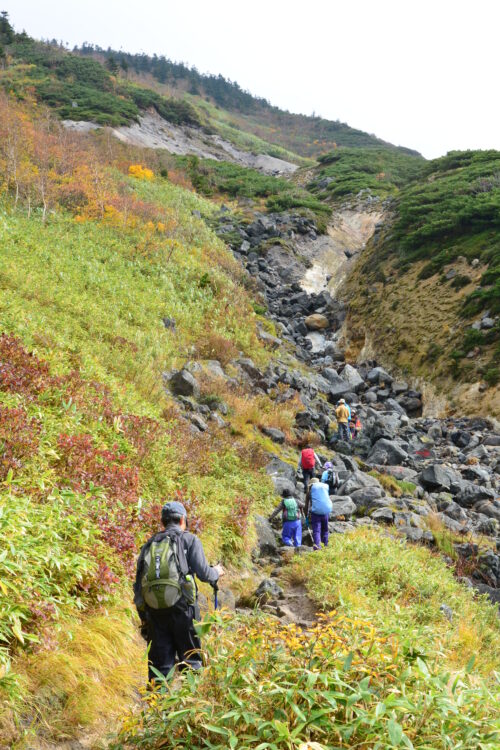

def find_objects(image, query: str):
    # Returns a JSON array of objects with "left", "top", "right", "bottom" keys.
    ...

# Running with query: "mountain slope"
[{"left": 343, "top": 149, "right": 500, "bottom": 417}]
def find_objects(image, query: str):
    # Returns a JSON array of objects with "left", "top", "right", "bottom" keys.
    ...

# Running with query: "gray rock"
[
  {"left": 169, "top": 369, "right": 200, "bottom": 398},
  {"left": 419, "top": 464, "right": 459, "bottom": 492},
  {"left": 190, "top": 414, "right": 208, "bottom": 431},
  {"left": 350, "top": 486, "right": 386, "bottom": 508},
  {"left": 254, "top": 515, "right": 279, "bottom": 557},
  {"left": 474, "top": 583, "right": 500, "bottom": 605},
  {"left": 237, "top": 357, "right": 263, "bottom": 381},
  {"left": 338, "top": 471, "right": 382, "bottom": 496},
  {"left": 440, "top": 604, "right": 453, "bottom": 622},
  {"left": 341, "top": 364, "right": 364, "bottom": 392},
  {"left": 329, "top": 497, "right": 356, "bottom": 519},
  {"left": 255, "top": 578, "right": 284, "bottom": 603},
  {"left": 371, "top": 507, "right": 394, "bottom": 523},
  {"left": 368, "top": 438, "right": 408, "bottom": 466},
  {"left": 483, "top": 434, "right": 500, "bottom": 447},
  {"left": 367, "top": 366, "right": 394, "bottom": 385},
  {"left": 261, "top": 426, "right": 286, "bottom": 444},
  {"left": 456, "top": 482, "right": 495, "bottom": 508}
]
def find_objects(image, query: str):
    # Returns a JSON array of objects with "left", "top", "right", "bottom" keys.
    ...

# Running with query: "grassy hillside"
[
  {"left": 0, "top": 15, "right": 200, "bottom": 127},
  {"left": 0, "top": 94, "right": 308, "bottom": 745},
  {"left": 308, "top": 147, "right": 425, "bottom": 200},
  {"left": 344, "top": 149, "right": 500, "bottom": 413},
  {"left": 116, "top": 528, "right": 500, "bottom": 749}
]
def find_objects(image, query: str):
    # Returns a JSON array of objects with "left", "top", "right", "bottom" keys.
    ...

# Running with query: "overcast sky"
[{"left": 4, "top": 0, "right": 500, "bottom": 158}]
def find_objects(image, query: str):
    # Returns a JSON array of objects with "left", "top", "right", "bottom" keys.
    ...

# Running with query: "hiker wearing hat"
[
  {"left": 321, "top": 461, "right": 340, "bottom": 495},
  {"left": 269, "top": 487, "right": 305, "bottom": 547},
  {"left": 305, "top": 477, "right": 332, "bottom": 550},
  {"left": 133, "top": 500, "right": 225, "bottom": 681},
  {"left": 335, "top": 399, "right": 350, "bottom": 442}
]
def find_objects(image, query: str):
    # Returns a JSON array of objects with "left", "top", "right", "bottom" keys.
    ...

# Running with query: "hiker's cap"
[
  {"left": 162, "top": 500, "right": 187, "bottom": 518},
  {"left": 338, "top": 398, "right": 345, "bottom": 404},
  {"left": 309, "top": 477, "right": 319, "bottom": 485},
  {"left": 324, "top": 461, "right": 333, "bottom": 469}
]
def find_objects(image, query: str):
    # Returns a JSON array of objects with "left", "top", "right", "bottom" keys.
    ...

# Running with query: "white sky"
[{"left": 4, "top": 0, "right": 500, "bottom": 158}]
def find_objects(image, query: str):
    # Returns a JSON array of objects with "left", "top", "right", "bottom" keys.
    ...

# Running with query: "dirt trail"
[{"left": 300, "top": 207, "right": 384, "bottom": 296}]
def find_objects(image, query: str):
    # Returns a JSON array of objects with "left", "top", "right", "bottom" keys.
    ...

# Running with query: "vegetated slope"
[
  {"left": 0, "top": 93, "right": 302, "bottom": 745},
  {"left": 307, "top": 146, "right": 425, "bottom": 200},
  {"left": 115, "top": 528, "right": 500, "bottom": 750},
  {"left": 0, "top": 14, "right": 199, "bottom": 126},
  {"left": 71, "top": 41, "right": 420, "bottom": 158},
  {"left": 344, "top": 150, "right": 500, "bottom": 417}
]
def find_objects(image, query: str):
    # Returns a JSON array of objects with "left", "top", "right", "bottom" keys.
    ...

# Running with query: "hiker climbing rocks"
[
  {"left": 305, "top": 477, "right": 332, "bottom": 550},
  {"left": 336, "top": 399, "right": 350, "bottom": 442},
  {"left": 134, "top": 500, "right": 225, "bottom": 681},
  {"left": 321, "top": 461, "right": 340, "bottom": 495},
  {"left": 298, "top": 446, "right": 322, "bottom": 489},
  {"left": 269, "top": 487, "right": 304, "bottom": 547},
  {"left": 349, "top": 410, "right": 362, "bottom": 440}
]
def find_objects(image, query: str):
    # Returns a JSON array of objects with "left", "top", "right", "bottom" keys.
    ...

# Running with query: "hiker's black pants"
[
  {"left": 302, "top": 468, "right": 314, "bottom": 489},
  {"left": 145, "top": 601, "right": 202, "bottom": 681}
]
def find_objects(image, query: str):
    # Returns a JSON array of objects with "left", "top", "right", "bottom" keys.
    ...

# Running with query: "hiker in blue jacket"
[
  {"left": 269, "top": 488, "right": 304, "bottom": 547},
  {"left": 321, "top": 461, "right": 340, "bottom": 495},
  {"left": 305, "top": 478, "right": 332, "bottom": 550}
]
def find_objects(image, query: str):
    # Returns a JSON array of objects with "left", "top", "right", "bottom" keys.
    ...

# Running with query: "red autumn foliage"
[
  {"left": 0, "top": 333, "right": 55, "bottom": 398},
  {"left": 120, "top": 414, "right": 164, "bottom": 462},
  {"left": 56, "top": 433, "right": 139, "bottom": 505},
  {"left": 0, "top": 405, "right": 41, "bottom": 479},
  {"left": 227, "top": 496, "right": 253, "bottom": 538}
]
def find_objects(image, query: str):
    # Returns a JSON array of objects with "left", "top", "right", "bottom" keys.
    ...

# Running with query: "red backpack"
[{"left": 301, "top": 448, "right": 315, "bottom": 469}]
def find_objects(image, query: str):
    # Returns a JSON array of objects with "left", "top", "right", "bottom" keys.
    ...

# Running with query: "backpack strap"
[{"left": 164, "top": 527, "right": 190, "bottom": 577}]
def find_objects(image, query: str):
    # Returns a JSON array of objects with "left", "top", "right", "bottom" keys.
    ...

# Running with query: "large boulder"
[
  {"left": 254, "top": 515, "right": 279, "bottom": 558},
  {"left": 341, "top": 364, "right": 364, "bottom": 392},
  {"left": 455, "top": 482, "right": 496, "bottom": 508},
  {"left": 261, "top": 426, "right": 286, "bottom": 444},
  {"left": 255, "top": 578, "right": 284, "bottom": 603},
  {"left": 266, "top": 456, "right": 296, "bottom": 484},
  {"left": 367, "top": 366, "right": 394, "bottom": 385},
  {"left": 367, "top": 438, "right": 408, "bottom": 466},
  {"left": 305, "top": 313, "right": 329, "bottom": 330},
  {"left": 338, "top": 471, "right": 382, "bottom": 496},
  {"left": 419, "top": 464, "right": 459, "bottom": 492},
  {"left": 350, "top": 486, "right": 386, "bottom": 509},
  {"left": 329, "top": 497, "right": 356, "bottom": 519},
  {"left": 169, "top": 369, "right": 200, "bottom": 398}
]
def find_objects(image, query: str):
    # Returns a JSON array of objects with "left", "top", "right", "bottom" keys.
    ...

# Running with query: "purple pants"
[
  {"left": 282, "top": 519, "right": 302, "bottom": 547},
  {"left": 310, "top": 512, "right": 329, "bottom": 550}
]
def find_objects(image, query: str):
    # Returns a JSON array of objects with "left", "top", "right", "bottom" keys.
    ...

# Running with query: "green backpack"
[
  {"left": 141, "top": 532, "right": 196, "bottom": 610},
  {"left": 283, "top": 497, "right": 298, "bottom": 521}
]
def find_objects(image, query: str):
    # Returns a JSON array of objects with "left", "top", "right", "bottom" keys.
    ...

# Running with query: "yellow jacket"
[{"left": 336, "top": 404, "right": 350, "bottom": 424}]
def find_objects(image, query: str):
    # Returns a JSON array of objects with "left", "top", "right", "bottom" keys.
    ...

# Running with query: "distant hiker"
[
  {"left": 336, "top": 399, "right": 350, "bottom": 442},
  {"left": 298, "top": 446, "right": 322, "bottom": 489},
  {"left": 349, "top": 411, "right": 362, "bottom": 440},
  {"left": 305, "top": 477, "right": 332, "bottom": 550},
  {"left": 134, "top": 500, "right": 225, "bottom": 682},
  {"left": 321, "top": 461, "right": 340, "bottom": 495},
  {"left": 269, "top": 488, "right": 304, "bottom": 547}
]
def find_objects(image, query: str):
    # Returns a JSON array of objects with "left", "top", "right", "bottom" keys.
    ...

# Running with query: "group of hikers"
[
  {"left": 134, "top": 440, "right": 352, "bottom": 681},
  {"left": 269, "top": 446, "right": 341, "bottom": 551},
  {"left": 335, "top": 398, "right": 362, "bottom": 442}
]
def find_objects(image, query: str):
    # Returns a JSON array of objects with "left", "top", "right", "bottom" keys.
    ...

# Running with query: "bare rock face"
[{"left": 305, "top": 313, "right": 329, "bottom": 330}]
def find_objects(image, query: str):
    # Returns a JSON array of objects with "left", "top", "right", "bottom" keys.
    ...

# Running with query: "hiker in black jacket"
[{"left": 134, "top": 500, "right": 225, "bottom": 681}]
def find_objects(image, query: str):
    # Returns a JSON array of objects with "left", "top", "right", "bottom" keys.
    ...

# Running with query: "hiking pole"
[{"left": 212, "top": 580, "right": 219, "bottom": 610}]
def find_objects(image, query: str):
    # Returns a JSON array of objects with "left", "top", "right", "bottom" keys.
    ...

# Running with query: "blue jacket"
[{"left": 308, "top": 482, "right": 333, "bottom": 516}]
